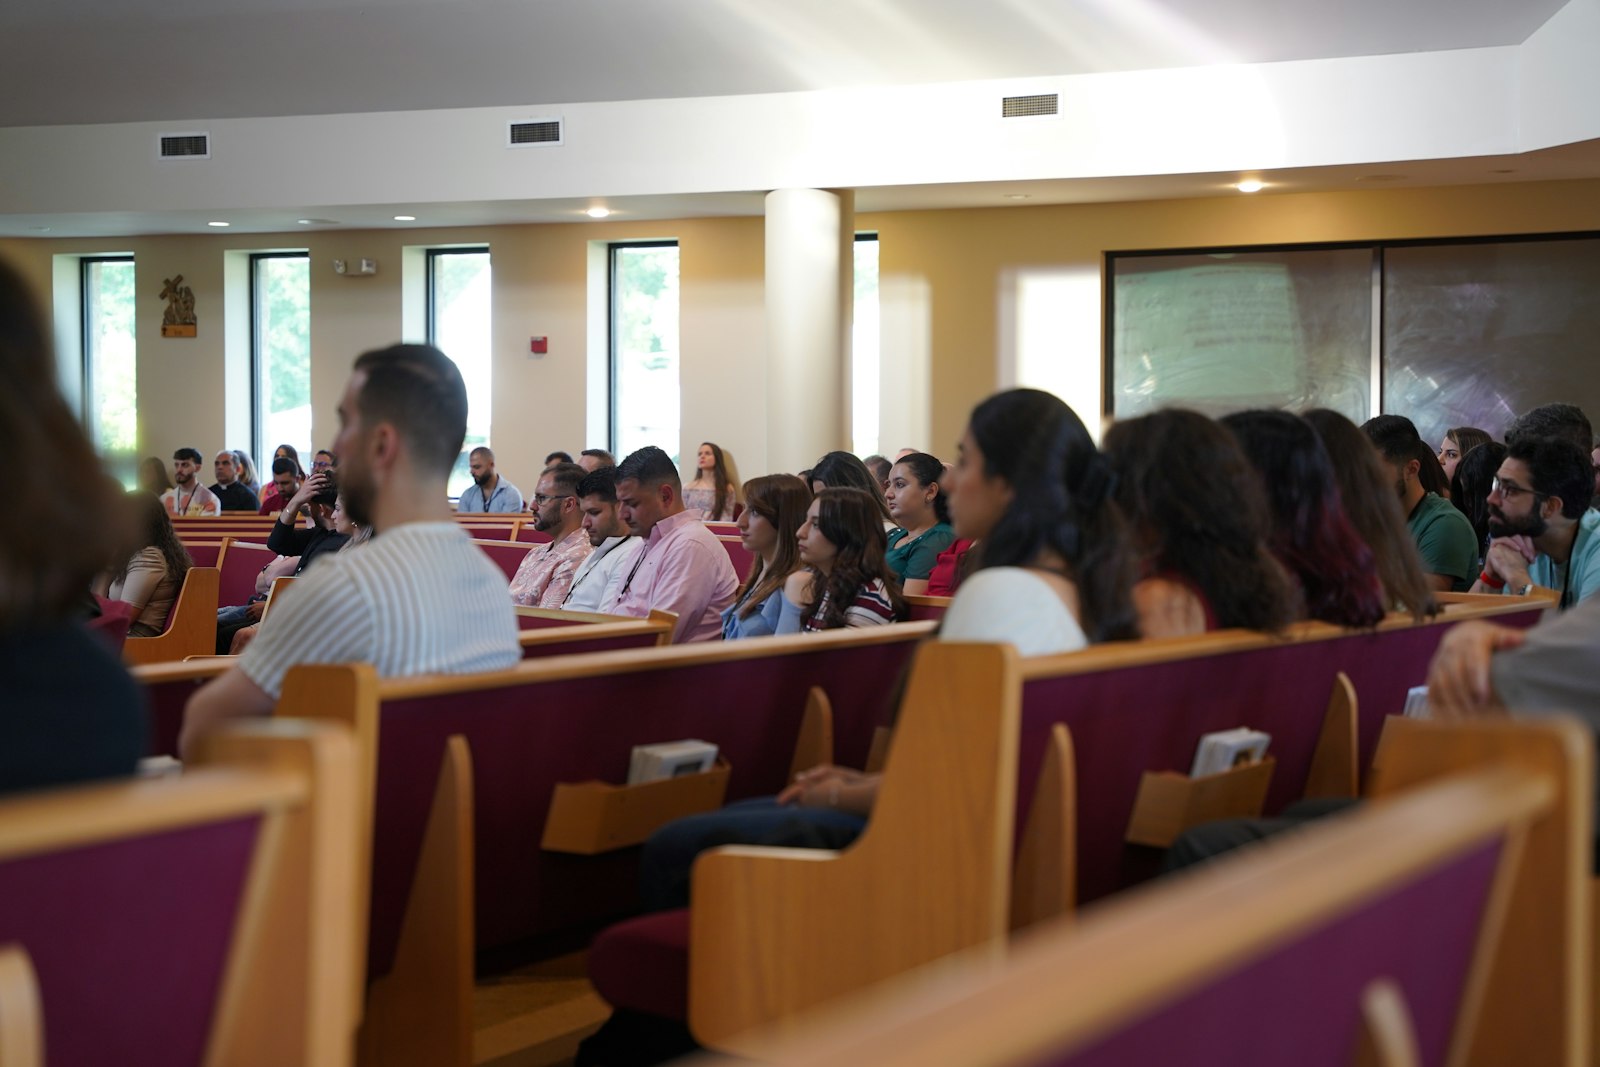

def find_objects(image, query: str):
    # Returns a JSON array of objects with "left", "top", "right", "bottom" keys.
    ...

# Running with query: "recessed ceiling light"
[
  {"left": 28, "top": 226, "right": 51, "bottom": 233},
  {"left": 586, "top": 207, "right": 611, "bottom": 219},
  {"left": 1235, "top": 179, "right": 1264, "bottom": 194},
  {"left": 296, "top": 218, "right": 340, "bottom": 226},
  {"left": 393, "top": 215, "right": 416, "bottom": 222},
  {"left": 1005, "top": 194, "right": 1032, "bottom": 200},
  {"left": 207, "top": 220, "right": 230, "bottom": 227}
]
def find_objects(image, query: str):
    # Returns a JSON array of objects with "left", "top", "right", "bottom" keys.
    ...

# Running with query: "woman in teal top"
[{"left": 884, "top": 451, "right": 957, "bottom": 594}]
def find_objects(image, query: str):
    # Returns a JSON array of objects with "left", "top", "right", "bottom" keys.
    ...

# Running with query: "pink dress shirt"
[
  {"left": 509, "top": 528, "right": 594, "bottom": 608},
  {"left": 606, "top": 509, "right": 737, "bottom": 642}
]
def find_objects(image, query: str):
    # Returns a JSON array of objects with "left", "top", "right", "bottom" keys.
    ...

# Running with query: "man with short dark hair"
[
  {"left": 183, "top": 343, "right": 521, "bottom": 754},
  {"left": 457, "top": 446, "right": 523, "bottom": 513},
  {"left": 1361, "top": 414, "right": 1477, "bottom": 591},
  {"left": 161, "top": 447, "right": 220, "bottom": 516},
  {"left": 546, "top": 450, "right": 574, "bottom": 467},
  {"left": 604, "top": 446, "right": 736, "bottom": 642},
  {"left": 508, "top": 462, "right": 592, "bottom": 608},
  {"left": 256, "top": 457, "right": 301, "bottom": 515},
  {"left": 311, "top": 449, "right": 337, "bottom": 474},
  {"left": 563, "top": 467, "right": 643, "bottom": 613},
  {"left": 1506, "top": 403, "right": 1592, "bottom": 452},
  {"left": 863, "top": 454, "right": 891, "bottom": 495},
  {"left": 578, "top": 448, "right": 615, "bottom": 473},
  {"left": 209, "top": 449, "right": 259, "bottom": 512},
  {"left": 1468, "top": 434, "right": 1600, "bottom": 609}
]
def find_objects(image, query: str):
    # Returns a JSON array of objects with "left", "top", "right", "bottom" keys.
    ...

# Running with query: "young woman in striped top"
[{"left": 778, "top": 487, "right": 908, "bottom": 633}]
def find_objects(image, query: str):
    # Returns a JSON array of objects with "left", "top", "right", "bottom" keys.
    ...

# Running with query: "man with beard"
[
  {"left": 1469, "top": 434, "right": 1600, "bottom": 610},
  {"left": 160, "top": 447, "right": 220, "bottom": 516},
  {"left": 456, "top": 445, "right": 523, "bottom": 513},
  {"left": 562, "top": 466, "right": 643, "bottom": 613},
  {"left": 1361, "top": 414, "right": 1477, "bottom": 591},
  {"left": 181, "top": 343, "right": 521, "bottom": 756},
  {"left": 508, "top": 462, "right": 592, "bottom": 608}
]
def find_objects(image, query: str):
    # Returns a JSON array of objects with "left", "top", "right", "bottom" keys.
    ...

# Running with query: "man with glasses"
[
  {"left": 457, "top": 445, "right": 524, "bottom": 513},
  {"left": 509, "top": 462, "right": 593, "bottom": 608},
  {"left": 311, "top": 449, "right": 337, "bottom": 474},
  {"left": 1469, "top": 434, "right": 1600, "bottom": 610}
]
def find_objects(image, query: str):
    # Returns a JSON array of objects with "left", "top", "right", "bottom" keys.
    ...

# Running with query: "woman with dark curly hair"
[
  {"left": 1105, "top": 409, "right": 1298, "bottom": 637},
  {"left": 780, "top": 487, "right": 907, "bottom": 632},
  {"left": 1220, "top": 410, "right": 1386, "bottom": 628},
  {"left": 1450, "top": 439, "right": 1508, "bottom": 565}
]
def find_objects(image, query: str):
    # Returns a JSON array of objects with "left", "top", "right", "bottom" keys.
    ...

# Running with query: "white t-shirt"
[
  {"left": 563, "top": 536, "right": 644, "bottom": 613},
  {"left": 240, "top": 521, "right": 521, "bottom": 698},
  {"left": 938, "top": 567, "right": 1087, "bottom": 657}
]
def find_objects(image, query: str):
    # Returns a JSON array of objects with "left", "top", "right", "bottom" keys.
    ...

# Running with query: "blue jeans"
[{"left": 638, "top": 797, "right": 867, "bottom": 912}]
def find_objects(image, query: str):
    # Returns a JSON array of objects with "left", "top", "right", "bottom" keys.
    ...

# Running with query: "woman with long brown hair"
[
  {"left": 682, "top": 441, "right": 737, "bottom": 521},
  {"left": 781, "top": 487, "right": 908, "bottom": 632},
  {"left": 94, "top": 490, "right": 194, "bottom": 637},
  {"left": 720, "top": 474, "right": 811, "bottom": 639}
]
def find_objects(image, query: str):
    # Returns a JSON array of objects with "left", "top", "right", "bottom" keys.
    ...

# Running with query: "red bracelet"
[{"left": 1479, "top": 570, "right": 1506, "bottom": 589}]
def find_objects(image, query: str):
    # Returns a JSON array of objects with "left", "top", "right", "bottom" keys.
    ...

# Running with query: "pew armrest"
[
  {"left": 124, "top": 567, "right": 220, "bottom": 666},
  {"left": 0, "top": 945, "right": 41, "bottom": 1067}
]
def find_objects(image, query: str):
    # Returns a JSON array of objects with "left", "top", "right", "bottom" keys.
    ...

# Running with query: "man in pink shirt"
[{"left": 605, "top": 446, "right": 737, "bottom": 642}]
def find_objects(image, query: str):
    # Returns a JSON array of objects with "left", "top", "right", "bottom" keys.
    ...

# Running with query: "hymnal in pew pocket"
[
  {"left": 1189, "top": 728, "right": 1270, "bottom": 778},
  {"left": 628, "top": 739, "right": 719, "bottom": 785}
]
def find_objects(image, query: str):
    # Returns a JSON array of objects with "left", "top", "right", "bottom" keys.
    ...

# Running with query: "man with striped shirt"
[{"left": 181, "top": 344, "right": 520, "bottom": 756}]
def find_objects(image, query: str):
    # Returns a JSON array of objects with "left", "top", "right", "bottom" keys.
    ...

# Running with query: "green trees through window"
[
  {"left": 82, "top": 257, "right": 137, "bottom": 484},
  {"left": 611, "top": 242, "right": 680, "bottom": 462},
  {"left": 252, "top": 254, "right": 311, "bottom": 462}
]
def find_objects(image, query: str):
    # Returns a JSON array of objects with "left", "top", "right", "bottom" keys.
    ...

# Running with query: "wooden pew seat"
[{"left": 122, "top": 566, "right": 220, "bottom": 666}]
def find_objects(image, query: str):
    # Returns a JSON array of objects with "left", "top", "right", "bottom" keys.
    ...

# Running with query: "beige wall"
[{"left": 6, "top": 176, "right": 1600, "bottom": 483}]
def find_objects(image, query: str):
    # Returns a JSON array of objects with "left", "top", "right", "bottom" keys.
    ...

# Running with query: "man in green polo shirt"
[{"left": 1362, "top": 414, "right": 1479, "bottom": 592}]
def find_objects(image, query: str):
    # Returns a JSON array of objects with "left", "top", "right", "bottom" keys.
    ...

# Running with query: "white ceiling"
[
  {"left": 2, "top": 0, "right": 1591, "bottom": 237},
  {"left": 0, "top": 0, "right": 1569, "bottom": 127}
]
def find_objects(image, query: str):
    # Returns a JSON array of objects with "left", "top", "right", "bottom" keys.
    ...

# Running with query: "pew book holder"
[
  {"left": 541, "top": 759, "right": 731, "bottom": 854},
  {"left": 1124, "top": 756, "right": 1277, "bottom": 848}
]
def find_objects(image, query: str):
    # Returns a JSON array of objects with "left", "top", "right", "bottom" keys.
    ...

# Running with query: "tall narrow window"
[
  {"left": 610, "top": 242, "right": 680, "bottom": 462},
  {"left": 82, "top": 256, "right": 137, "bottom": 483},
  {"left": 852, "top": 234, "right": 881, "bottom": 459},
  {"left": 427, "top": 248, "right": 492, "bottom": 498},
  {"left": 251, "top": 253, "right": 311, "bottom": 464}
]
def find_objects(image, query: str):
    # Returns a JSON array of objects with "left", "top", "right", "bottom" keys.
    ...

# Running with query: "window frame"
[
  {"left": 607, "top": 239, "right": 680, "bottom": 457},
  {"left": 79, "top": 254, "right": 135, "bottom": 446},
  {"left": 249, "top": 250, "right": 311, "bottom": 464}
]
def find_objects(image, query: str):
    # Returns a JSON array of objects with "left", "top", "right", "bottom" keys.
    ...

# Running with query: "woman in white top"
[
  {"left": 681, "top": 441, "right": 737, "bottom": 521},
  {"left": 94, "top": 490, "right": 193, "bottom": 638}
]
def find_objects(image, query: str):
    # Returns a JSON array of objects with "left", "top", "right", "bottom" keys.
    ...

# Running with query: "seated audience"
[
  {"left": 509, "top": 462, "right": 592, "bottom": 607},
  {"left": 256, "top": 457, "right": 301, "bottom": 515},
  {"left": 546, "top": 450, "right": 574, "bottom": 466},
  {"left": 273, "top": 443, "right": 306, "bottom": 478},
  {"left": 1437, "top": 426, "right": 1492, "bottom": 483},
  {"left": 138, "top": 455, "right": 172, "bottom": 497},
  {"left": 95, "top": 490, "right": 193, "bottom": 637},
  {"left": 1469, "top": 434, "right": 1600, "bottom": 609},
  {"left": 0, "top": 255, "right": 144, "bottom": 794},
  {"left": 1105, "top": 409, "right": 1298, "bottom": 637},
  {"left": 563, "top": 466, "right": 643, "bottom": 612},
  {"left": 603, "top": 446, "right": 738, "bottom": 642},
  {"left": 578, "top": 447, "right": 615, "bottom": 472},
  {"left": 780, "top": 488, "right": 908, "bottom": 633},
  {"left": 1220, "top": 410, "right": 1386, "bottom": 628},
  {"left": 209, "top": 449, "right": 259, "bottom": 512},
  {"left": 883, "top": 451, "right": 957, "bottom": 595},
  {"left": 1450, "top": 439, "right": 1507, "bottom": 563},
  {"left": 1506, "top": 402, "right": 1591, "bottom": 451},
  {"left": 1361, "top": 414, "right": 1477, "bottom": 592},
  {"left": 232, "top": 449, "right": 261, "bottom": 495},
  {"left": 682, "top": 440, "right": 738, "bottom": 521},
  {"left": 863, "top": 454, "right": 892, "bottom": 495},
  {"left": 1304, "top": 409, "right": 1438, "bottom": 619},
  {"left": 721, "top": 475, "right": 811, "bottom": 639},
  {"left": 808, "top": 450, "right": 894, "bottom": 528},
  {"left": 181, "top": 343, "right": 521, "bottom": 756},
  {"left": 925, "top": 537, "right": 975, "bottom": 596},
  {"left": 457, "top": 445, "right": 524, "bottom": 513},
  {"left": 161, "top": 446, "right": 220, "bottom": 516}
]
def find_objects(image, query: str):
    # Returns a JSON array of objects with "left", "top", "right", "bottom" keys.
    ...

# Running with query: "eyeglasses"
[
  {"left": 312, "top": 460, "right": 334, "bottom": 471},
  {"left": 533, "top": 494, "right": 574, "bottom": 506},
  {"left": 1490, "top": 477, "right": 1546, "bottom": 502}
]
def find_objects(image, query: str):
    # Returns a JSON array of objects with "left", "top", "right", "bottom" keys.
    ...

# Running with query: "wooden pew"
[
  {"left": 715, "top": 535, "right": 754, "bottom": 580},
  {"left": 122, "top": 566, "right": 220, "bottom": 665},
  {"left": 512, "top": 525, "right": 554, "bottom": 544},
  {"left": 591, "top": 596, "right": 1549, "bottom": 1046},
  {"left": 0, "top": 719, "right": 363, "bottom": 1067},
  {"left": 264, "top": 623, "right": 933, "bottom": 1065},
  {"left": 904, "top": 594, "right": 950, "bottom": 621},
  {"left": 718, "top": 725, "right": 1579, "bottom": 1066},
  {"left": 134, "top": 611, "right": 681, "bottom": 757},
  {"left": 472, "top": 537, "right": 533, "bottom": 583},
  {"left": 216, "top": 537, "right": 278, "bottom": 608}
]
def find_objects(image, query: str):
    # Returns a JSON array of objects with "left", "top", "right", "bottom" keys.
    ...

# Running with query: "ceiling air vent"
[
  {"left": 159, "top": 132, "right": 211, "bottom": 160},
  {"left": 1001, "top": 94, "right": 1058, "bottom": 119},
  {"left": 507, "top": 118, "right": 563, "bottom": 148}
]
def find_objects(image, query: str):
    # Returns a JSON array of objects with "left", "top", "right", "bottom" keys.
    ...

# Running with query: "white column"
[{"left": 765, "top": 188, "right": 853, "bottom": 474}]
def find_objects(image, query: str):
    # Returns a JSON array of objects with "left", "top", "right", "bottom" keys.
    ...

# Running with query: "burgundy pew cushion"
[{"left": 588, "top": 909, "right": 691, "bottom": 1021}]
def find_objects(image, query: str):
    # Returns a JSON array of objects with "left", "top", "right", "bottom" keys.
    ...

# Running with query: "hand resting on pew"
[
  {"left": 777, "top": 764, "right": 880, "bottom": 817},
  {"left": 1426, "top": 621, "right": 1526, "bottom": 715}
]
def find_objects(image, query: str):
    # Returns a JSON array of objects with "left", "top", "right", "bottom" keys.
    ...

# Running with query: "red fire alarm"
[{"left": 530, "top": 336, "right": 548, "bottom": 354}]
